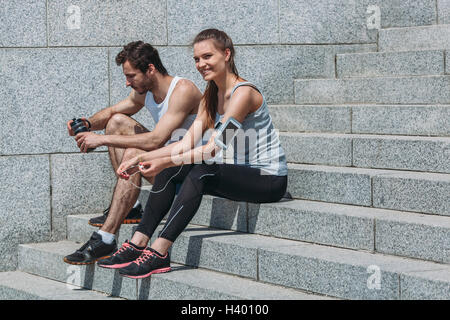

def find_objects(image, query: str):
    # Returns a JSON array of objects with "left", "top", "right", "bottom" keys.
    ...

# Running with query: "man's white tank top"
[{"left": 144, "top": 76, "right": 196, "bottom": 145}]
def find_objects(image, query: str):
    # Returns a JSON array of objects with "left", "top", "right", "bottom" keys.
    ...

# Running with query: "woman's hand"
[
  {"left": 138, "top": 158, "right": 168, "bottom": 179},
  {"left": 117, "top": 156, "right": 140, "bottom": 179}
]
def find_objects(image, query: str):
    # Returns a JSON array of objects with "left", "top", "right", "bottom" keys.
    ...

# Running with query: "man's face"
[{"left": 123, "top": 60, "right": 153, "bottom": 94}]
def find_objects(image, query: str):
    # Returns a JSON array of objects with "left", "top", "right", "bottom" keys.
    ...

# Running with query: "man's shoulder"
[
  {"left": 174, "top": 77, "right": 201, "bottom": 93},
  {"left": 168, "top": 78, "right": 201, "bottom": 112}
]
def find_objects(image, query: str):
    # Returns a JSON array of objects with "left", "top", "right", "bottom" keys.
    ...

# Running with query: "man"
[{"left": 63, "top": 41, "right": 202, "bottom": 265}]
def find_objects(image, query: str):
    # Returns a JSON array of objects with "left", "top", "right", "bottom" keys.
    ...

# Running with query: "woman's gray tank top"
[{"left": 214, "top": 82, "right": 288, "bottom": 176}]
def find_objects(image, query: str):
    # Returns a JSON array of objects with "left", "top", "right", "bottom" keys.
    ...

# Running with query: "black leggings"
[{"left": 136, "top": 163, "right": 287, "bottom": 242}]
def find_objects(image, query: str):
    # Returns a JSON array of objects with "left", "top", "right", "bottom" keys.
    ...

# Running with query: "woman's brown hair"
[{"left": 192, "top": 29, "right": 239, "bottom": 128}]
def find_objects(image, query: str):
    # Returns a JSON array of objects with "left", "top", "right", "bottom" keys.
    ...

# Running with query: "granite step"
[
  {"left": 67, "top": 197, "right": 450, "bottom": 264},
  {"left": 269, "top": 104, "right": 450, "bottom": 137},
  {"left": 294, "top": 75, "right": 450, "bottom": 105},
  {"left": 288, "top": 163, "right": 450, "bottom": 216},
  {"left": 247, "top": 200, "right": 450, "bottom": 264},
  {"left": 336, "top": 50, "right": 446, "bottom": 78},
  {"left": 136, "top": 264, "right": 333, "bottom": 300},
  {"left": 280, "top": 132, "right": 450, "bottom": 174},
  {"left": 137, "top": 164, "right": 450, "bottom": 217},
  {"left": 16, "top": 241, "right": 331, "bottom": 300},
  {"left": 379, "top": 24, "right": 450, "bottom": 52},
  {"left": 18, "top": 229, "right": 450, "bottom": 300},
  {"left": 256, "top": 239, "right": 450, "bottom": 300},
  {"left": 0, "top": 271, "right": 123, "bottom": 300}
]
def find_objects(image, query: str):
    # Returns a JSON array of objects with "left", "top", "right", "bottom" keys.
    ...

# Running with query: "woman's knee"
[
  {"left": 153, "top": 166, "right": 183, "bottom": 186},
  {"left": 187, "top": 163, "right": 219, "bottom": 181},
  {"left": 269, "top": 176, "right": 288, "bottom": 202}
]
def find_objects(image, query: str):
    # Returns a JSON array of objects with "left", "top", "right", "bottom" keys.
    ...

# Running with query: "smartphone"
[{"left": 214, "top": 117, "right": 242, "bottom": 150}]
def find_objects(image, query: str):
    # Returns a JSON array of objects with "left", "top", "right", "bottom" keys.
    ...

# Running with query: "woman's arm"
[
  {"left": 138, "top": 85, "right": 261, "bottom": 177},
  {"left": 117, "top": 105, "right": 209, "bottom": 177},
  {"left": 141, "top": 106, "right": 209, "bottom": 162}
]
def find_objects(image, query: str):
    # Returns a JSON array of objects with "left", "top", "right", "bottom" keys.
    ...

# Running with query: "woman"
[{"left": 97, "top": 29, "right": 288, "bottom": 279}]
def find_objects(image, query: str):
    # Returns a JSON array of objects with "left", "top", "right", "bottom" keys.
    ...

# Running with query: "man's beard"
[
  {"left": 136, "top": 87, "right": 147, "bottom": 95},
  {"left": 135, "top": 76, "right": 154, "bottom": 94}
]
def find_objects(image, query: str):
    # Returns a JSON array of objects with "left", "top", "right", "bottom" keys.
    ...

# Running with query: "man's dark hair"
[{"left": 115, "top": 41, "right": 168, "bottom": 75}]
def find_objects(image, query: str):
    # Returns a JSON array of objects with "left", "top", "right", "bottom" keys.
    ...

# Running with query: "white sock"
[
  {"left": 133, "top": 200, "right": 140, "bottom": 209},
  {"left": 97, "top": 230, "right": 115, "bottom": 244}
]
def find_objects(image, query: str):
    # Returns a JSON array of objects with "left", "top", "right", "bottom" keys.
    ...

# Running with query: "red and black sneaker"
[
  {"left": 119, "top": 248, "right": 171, "bottom": 279},
  {"left": 97, "top": 240, "right": 144, "bottom": 269}
]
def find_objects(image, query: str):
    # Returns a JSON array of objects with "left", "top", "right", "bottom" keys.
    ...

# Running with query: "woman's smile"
[{"left": 200, "top": 69, "right": 212, "bottom": 78}]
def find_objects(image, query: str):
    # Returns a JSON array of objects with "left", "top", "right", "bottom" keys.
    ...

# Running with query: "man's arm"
[
  {"left": 99, "top": 79, "right": 202, "bottom": 151},
  {"left": 88, "top": 89, "right": 146, "bottom": 131},
  {"left": 67, "top": 89, "right": 145, "bottom": 136}
]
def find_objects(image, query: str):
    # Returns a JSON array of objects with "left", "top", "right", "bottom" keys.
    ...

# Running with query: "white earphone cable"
[{"left": 125, "top": 164, "right": 184, "bottom": 194}]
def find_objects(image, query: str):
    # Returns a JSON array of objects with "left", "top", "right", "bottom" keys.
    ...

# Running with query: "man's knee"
[
  {"left": 121, "top": 147, "right": 144, "bottom": 162},
  {"left": 105, "top": 113, "right": 129, "bottom": 135},
  {"left": 105, "top": 113, "right": 137, "bottom": 135}
]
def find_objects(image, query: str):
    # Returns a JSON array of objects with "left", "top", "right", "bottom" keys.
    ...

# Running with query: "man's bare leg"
[
  {"left": 106, "top": 113, "right": 147, "bottom": 172},
  {"left": 101, "top": 147, "right": 145, "bottom": 234},
  {"left": 99, "top": 113, "right": 149, "bottom": 235}
]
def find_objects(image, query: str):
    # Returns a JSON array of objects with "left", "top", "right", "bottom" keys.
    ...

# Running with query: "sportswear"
[
  {"left": 212, "top": 82, "right": 288, "bottom": 176},
  {"left": 63, "top": 232, "right": 117, "bottom": 265},
  {"left": 118, "top": 247, "right": 171, "bottom": 279},
  {"left": 145, "top": 76, "right": 196, "bottom": 145},
  {"left": 97, "top": 240, "right": 144, "bottom": 269}
]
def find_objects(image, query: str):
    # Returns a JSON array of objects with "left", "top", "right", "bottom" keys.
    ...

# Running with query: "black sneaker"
[
  {"left": 97, "top": 240, "right": 144, "bottom": 269},
  {"left": 88, "top": 204, "right": 143, "bottom": 227},
  {"left": 63, "top": 231, "right": 117, "bottom": 265},
  {"left": 119, "top": 248, "right": 171, "bottom": 279}
]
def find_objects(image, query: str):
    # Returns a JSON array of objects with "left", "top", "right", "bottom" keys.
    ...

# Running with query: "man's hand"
[
  {"left": 75, "top": 132, "right": 104, "bottom": 152},
  {"left": 67, "top": 118, "right": 89, "bottom": 136}
]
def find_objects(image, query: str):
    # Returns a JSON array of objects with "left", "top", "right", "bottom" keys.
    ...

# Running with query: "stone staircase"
[{"left": 1, "top": 24, "right": 449, "bottom": 300}]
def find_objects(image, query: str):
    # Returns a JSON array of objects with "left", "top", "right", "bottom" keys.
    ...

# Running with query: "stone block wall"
[{"left": 0, "top": 0, "right": 445, "bottom": 270}]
